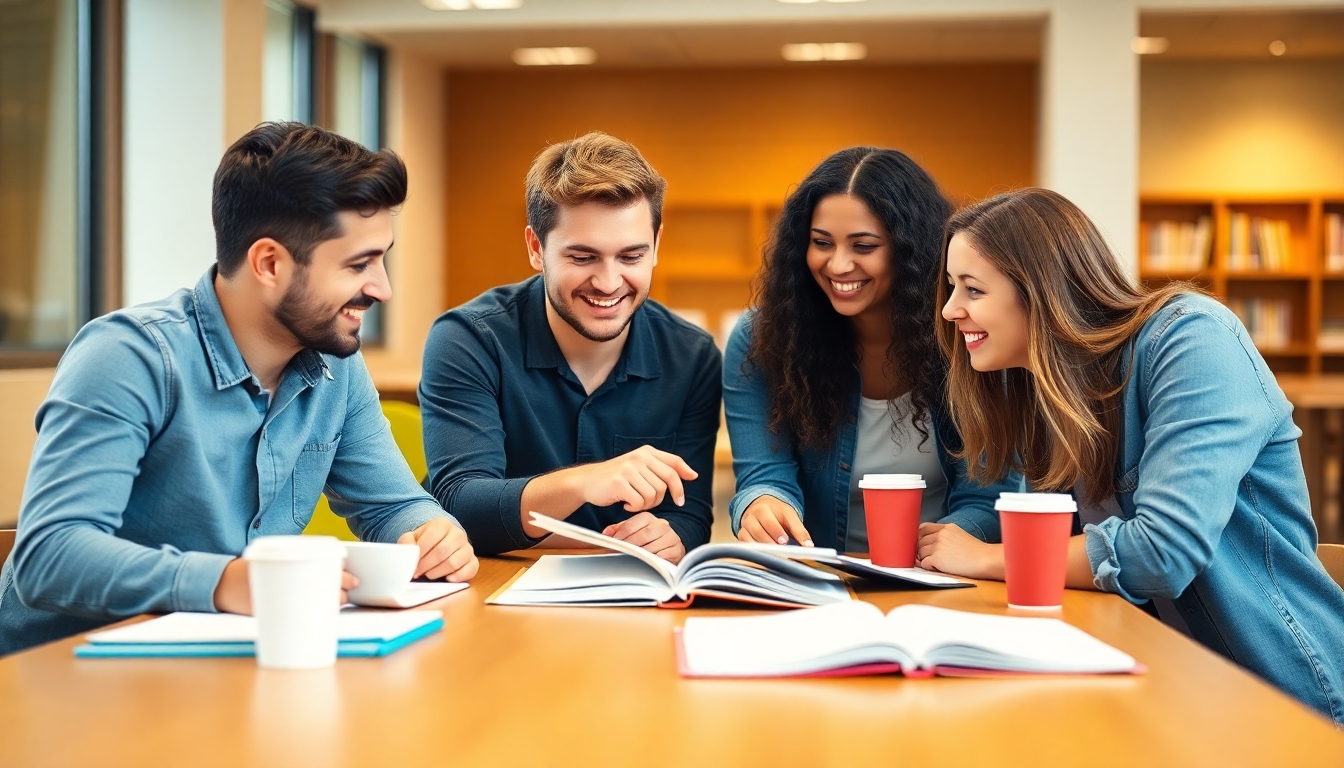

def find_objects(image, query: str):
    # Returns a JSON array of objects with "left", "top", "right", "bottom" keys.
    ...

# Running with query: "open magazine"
[
  {"left": 677, "top": 602, "right": 1142, "bottom": 678},
  {"left": 486, "top": 512, "right": 853, "bottom": 608}
]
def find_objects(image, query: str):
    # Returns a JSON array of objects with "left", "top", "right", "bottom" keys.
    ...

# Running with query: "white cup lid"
[
  {"left": 244, "top": 535, "right": 347, "bottom": 562},
  {"left": 858, "top": 474, "right": 926, "bottom": 490},
  {"left": 994, "top": 492, "right": 1078, "bottom": 513}
]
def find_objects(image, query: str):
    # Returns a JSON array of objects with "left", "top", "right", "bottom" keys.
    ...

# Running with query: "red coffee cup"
[
  {"left": 860, "top": 474, "right": 926, "bottom": 567},
  {"left": 996, "top": 492, "right": 1077, "bottom": 609}
]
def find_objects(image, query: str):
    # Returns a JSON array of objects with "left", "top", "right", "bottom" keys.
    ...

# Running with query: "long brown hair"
[{"left": 934, "top": 188, "right": 1198, "bottom": 503}]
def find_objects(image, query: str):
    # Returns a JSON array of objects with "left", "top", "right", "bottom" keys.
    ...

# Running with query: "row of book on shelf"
[
  {"left": 1227, "top": 298, "right": 1292, "bottom": 351},
  {"left": 1145, "top": 212, "right": 1344, "bottom": 274}
]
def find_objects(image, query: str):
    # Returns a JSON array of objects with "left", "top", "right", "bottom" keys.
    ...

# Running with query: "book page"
[
  {"left": 527, "top": 512, "right": 677, "bottom": 586},
  {"left": 489, "top": 554, "right": 675, "bottom": 605},
  {"left": 883, "top": 605, "right": 1136, "bottom": 673},
  {"left": 680, "top": 601, "right": 907, "bottom": 677}
]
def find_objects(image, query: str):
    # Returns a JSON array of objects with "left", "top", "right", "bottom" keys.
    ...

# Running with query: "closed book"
[{"left": 676, "top": 601, "right": 1142, "bottom": 678}]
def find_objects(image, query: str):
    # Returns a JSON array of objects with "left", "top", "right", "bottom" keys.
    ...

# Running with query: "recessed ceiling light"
[
  {"left": 422, "top": 0, "right": 522, "bottom": 10},
  {"left": 512, "top": 47, "right": 598, "bottom": 66},
  {"left": 1269, "top": 40, "right": 1287, "bottom": 56},
  {"left": 1131, "top": 37, "right": 1170, "bottom": 55},
  {"left": 781, "top": 42, "right": 867, "bottom": 62}
]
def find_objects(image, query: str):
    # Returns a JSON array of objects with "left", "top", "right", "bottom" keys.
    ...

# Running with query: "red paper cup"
[
  {"left": 996, "top": 492, "right": 1077, "bottom": 609},
  {"left": 860, "top": 474, "right": 926, "bottom": 567}
]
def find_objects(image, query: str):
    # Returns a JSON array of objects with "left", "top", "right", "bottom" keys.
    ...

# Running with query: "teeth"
[
  {"left": 963, "top": 331, "right": 987, "bottom": 343},
  {"left": 830, "top": 279, "right": 867, "bottom": 293},
  {"left": 345, "top": 308, "right": 365, "bottom": 319},
  {"left": 584, "top": 296, "right": 621, "bottom": 308}
]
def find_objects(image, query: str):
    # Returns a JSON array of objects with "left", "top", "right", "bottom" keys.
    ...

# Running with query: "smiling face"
[
  {"left": 527, "top": 199, "right": 657, "bottom": 344},
  {"left": 273, "top": 208, "right": 393, "bottom": 358},
  {"left": 941, "top": 232, "right": 1031, "bottom": 372},
  {"left": 805, "top": 193, "right": 892, "bottom": 323}
]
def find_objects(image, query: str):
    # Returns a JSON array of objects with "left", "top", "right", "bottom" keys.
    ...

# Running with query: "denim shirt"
[
  {"left": 1070, "top": 293, "right": 1344, "bottom": 724},
  {"left": 0, "top": 269, "right": 453, "bottom": 655},
  {"left": 420, "top": 276, "right": 721, "bottom": 556},
  {"left": 723, "top": 310, "right": 1016, "bottom": 551}
]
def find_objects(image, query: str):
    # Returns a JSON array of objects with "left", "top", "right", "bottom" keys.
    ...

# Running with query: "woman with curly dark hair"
[{"left": 724, "top": 147, "right": 1012, "bottom": 552}]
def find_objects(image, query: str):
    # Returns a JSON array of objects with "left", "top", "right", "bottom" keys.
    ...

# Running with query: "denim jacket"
[
  {"left": 723, "top": 310, "right": 1016, "bottom": 551},
  {"left": 1065, "top": 293, "right": 1344, "bottom": 723},
  {"left": 0, "top": 269, "right": 453, "bottom": 655}
]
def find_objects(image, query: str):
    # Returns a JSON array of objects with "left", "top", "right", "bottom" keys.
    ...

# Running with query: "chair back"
[
  {"left": 1319, "top": 543, "right": 1344, "bottom": 590},
  {"left": 0, "top": 529, "right": 14, "bottom": 566}
]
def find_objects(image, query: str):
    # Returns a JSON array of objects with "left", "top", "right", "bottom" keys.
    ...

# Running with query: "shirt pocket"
[
  {"left": 292, "top": 435, "right": 342, "bottom": 527},
  {"left": 613, "top": 433, "right": 678, "bottom": 456}
]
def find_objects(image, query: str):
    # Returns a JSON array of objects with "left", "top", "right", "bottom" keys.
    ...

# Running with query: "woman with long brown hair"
[
  {"left": 920, "top": 187, "right": 1344, "bottom": 723},
  {"left": 724, "top": 147, "right": 1013, "bottom": 552}
]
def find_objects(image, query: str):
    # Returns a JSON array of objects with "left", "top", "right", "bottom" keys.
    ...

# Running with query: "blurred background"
[{"left": 2, "top": 0, "right": 1342, "bottom": 540}]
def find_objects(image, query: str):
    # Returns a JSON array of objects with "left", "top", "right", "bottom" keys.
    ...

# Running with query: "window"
[{"left": 262, "top": 0, "right": 315, "bottom": 124}]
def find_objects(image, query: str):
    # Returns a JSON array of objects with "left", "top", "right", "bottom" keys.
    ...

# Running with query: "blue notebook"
[{"left": 74, "top": 610, "right": 443, "bottom": 659}]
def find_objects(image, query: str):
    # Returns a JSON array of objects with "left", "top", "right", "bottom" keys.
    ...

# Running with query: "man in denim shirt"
[
  {"left": 420, "top": 132, "right": 720, "bottom": 563},
  {"left": 0, "top": 123, "right": 476, "bottom": 655}
]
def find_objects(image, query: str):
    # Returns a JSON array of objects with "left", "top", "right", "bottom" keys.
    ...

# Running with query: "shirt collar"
[
  {"left": 521, "top": 275, "right": 662, "bottom": 382},
  {"left": 192, "top": 267, "right": 331, "bottom": 391}
]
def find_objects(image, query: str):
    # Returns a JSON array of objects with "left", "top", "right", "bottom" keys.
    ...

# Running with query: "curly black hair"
[{"left": 746, "top": 147, "right": 952, "bottom": 450}]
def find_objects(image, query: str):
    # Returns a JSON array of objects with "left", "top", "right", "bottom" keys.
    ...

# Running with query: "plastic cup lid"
[
  {"left": 858, "top": 474, "right": 926, "bottom": 490},
  {"left": 243, "top": 535, "right": 347, "bottom": 562},
  {"left": 994, "top": 492, "right": 1078, "bottom": 513}
]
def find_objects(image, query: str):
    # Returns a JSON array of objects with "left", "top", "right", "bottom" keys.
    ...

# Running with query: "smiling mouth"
[
  {"left": 580, "top": 294, "right": 625, "bottom": 309},
  {"left": 963, "top": 331, "right": 987, "bottom": 344},
  {"left": 342, "top": 307, "right": 367, "bottom": 323},
  {"left": 829, "top": 279, "right": 870, "bottom": 295}
]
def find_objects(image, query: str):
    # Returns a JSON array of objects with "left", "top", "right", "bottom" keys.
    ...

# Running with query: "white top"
[{"left": 846, "top": 395, "right": 947, "bottom": 553}]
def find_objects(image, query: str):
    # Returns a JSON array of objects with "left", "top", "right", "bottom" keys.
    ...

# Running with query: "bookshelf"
[{"left": 1139, "top": 194, "right": 1344, "bottom": 375}]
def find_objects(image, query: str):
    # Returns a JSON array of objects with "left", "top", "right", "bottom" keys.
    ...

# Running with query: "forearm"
[
  {"left": 1066, "top": 534, "right": 1100, "bottom": 590},
  {"left": 519, "top": 467, "right": 588, "bottom": 537}
]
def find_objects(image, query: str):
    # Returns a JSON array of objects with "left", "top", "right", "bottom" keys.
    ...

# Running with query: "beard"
[
  {"left": 542, "top": 264, "right": 646, "bottom": 343},
  {"left": 273, "top": 270, "right": 373, "bottom": 359}
]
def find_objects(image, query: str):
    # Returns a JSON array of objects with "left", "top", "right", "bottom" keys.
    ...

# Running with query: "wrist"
[{"left": 982, "top": 543, "right": 1006, "bottom": 581}]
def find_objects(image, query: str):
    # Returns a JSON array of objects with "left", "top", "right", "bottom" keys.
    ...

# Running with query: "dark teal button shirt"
[{"left": 419, "top": 276, "right": 721, "bottom": 556}]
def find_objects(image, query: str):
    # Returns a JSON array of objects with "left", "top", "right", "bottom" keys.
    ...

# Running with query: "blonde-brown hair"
[
  {"left": 935, "top": 188, "right": 1199, "bottom": 503},
  {"left": 525, "top": 131, "right": 667, "bottom": 244}
]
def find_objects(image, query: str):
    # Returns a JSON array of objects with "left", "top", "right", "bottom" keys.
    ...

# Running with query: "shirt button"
[
  {"left": 253, "top": 519, "right": 261, "bottom": 529},
  {"left": 839, "top": 462, "right": 850, "bottom": 471},
  {"left": 847, "top": 415, "right": 856, "bottom": 424}
]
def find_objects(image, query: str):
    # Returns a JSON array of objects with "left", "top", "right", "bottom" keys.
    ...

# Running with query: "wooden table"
[
  {"left": 3, "top": 551, "right": 1340, "bottom": 767},
  {"left": 1280, "top": 374, "right": 1344, "bottom": 543}
]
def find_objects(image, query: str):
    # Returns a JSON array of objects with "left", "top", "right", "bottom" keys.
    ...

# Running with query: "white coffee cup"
[
  {"left": 243, "top": 535, "right": 346, "bottom": 669},
  {"left": 343, "top": 542, "right": 420, "bottom": 605}
]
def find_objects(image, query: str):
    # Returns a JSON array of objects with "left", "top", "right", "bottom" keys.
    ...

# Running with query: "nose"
[
  {"left": 941, "top": 290, "right": 964, "bottom": 322},
  {"left": 365, "top": 260, "right": 392, "bottom": 303},
  {"left": 590, "top": 258, "right": 622, "bottom": 294},
  {"left": 828, "top": 248, "right": 857, "bottom": 276}
]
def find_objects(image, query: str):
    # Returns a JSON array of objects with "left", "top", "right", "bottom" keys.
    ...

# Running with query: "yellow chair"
[
  {"left": 1319, "top": 543, "right": 1344, "bottom": 591},
  {"left": 303, "top": 400, "right": 428, "bottom": 541}
]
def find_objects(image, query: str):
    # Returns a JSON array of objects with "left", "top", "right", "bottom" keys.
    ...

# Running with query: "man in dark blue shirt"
[{"left": 420, "top": 132, "right": 721, "bottom": 563}]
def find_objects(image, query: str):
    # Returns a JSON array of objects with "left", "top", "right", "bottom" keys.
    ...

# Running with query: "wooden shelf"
[{"left": 1224, "top": 270, "right": 1313, "bottom": 281}]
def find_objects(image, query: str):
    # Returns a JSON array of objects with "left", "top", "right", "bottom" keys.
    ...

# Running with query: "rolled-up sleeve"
[{"left": 1084, "top": 310, "right": 1278, "bottom": 601}]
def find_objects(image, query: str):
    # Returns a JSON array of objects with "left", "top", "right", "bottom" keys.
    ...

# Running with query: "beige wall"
[
  {"left": 0, "top": 369, "right": 55, "bottom": 525},
  {"left": 1141, "top": 59, "right": 1344, "bottom": 194},
  {"left": 361, "top": 50, "right": 447, "bottom": 389}
]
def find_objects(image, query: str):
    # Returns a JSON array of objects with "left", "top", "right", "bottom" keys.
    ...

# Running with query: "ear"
[
  {"left": 651, "top": 224, "right": 662, "bottom": 267},
  {"left": 525, "top": 226, "right": 545, "bottom": 273},
  {"left": 245, "top": 237, "right": 292, "bottom": 289}
]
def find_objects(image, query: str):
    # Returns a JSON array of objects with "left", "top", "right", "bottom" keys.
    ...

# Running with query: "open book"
[
  {"left": 486, "top": 512, "right": 852, "bottom": 608},
  {"left": 677, "top": 602, "right": 1141, "bottom": 677}
]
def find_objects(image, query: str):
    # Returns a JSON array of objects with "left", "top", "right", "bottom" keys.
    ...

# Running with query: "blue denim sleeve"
[
  {"left": 1084, "top": 309, "right": 1280, "bottom": 601},
  {"left": 647, "top": 338, "right": 719, "bottom": 550},
  {"left": 10, "top": 315, "right": 231, "bottom": 619},
  {"left": 325, "top": 353, "right": 457, "bottom": 544},
  {"left": 420, "top": 313, "right": 538, "bottom": 555},
  {"left": 722, "top": 311, "right": 806, "bottom": 535},
  {"left": 937, "top": 455, "right": 1017, "bottom": 543}
]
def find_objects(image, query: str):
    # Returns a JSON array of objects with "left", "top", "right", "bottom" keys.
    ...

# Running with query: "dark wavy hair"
[{"left": 746, "top": 147, "right": 952, "bottom": 450}]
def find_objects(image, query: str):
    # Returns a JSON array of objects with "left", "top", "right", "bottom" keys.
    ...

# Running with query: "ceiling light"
[
  {"left": 1269, "top": 40, "right": 1287, "bottom": 56},
  {"left": 1131, "top": 37, "right": 1170, "bottom": 55},
  {"left": 781, "top": 42, "right": 867, "bottom": 62},
  {"left": 422, "top": 0, "right": 522, "bottom": 10},
  {"left": 512, "top": 47, "right": 597, "bottom": 66}
]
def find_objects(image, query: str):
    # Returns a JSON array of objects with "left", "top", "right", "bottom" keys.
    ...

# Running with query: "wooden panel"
[{"left": 443, "top": 63, "right": 1038, "bottom": 308}]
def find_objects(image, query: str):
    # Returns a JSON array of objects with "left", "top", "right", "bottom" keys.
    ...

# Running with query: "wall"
[
  {"left": 443, "top": 63, "right": 1039, "bottom": 307},
  {"left": 0, "top": 370, "right": 55, "bottom": 525},
  {"left": 1141, "top": 58, "right": 1344, "bottom": 194}
]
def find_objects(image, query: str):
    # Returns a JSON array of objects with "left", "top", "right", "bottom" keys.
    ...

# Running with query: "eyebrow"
[
  {"left": 345, "top": 242, "right": 393, "bottom": 263},
  {"left": 564, "top": 243, "right": 651, "bottom": 254},
  {"left": 811, "top": 227, "right": 883, "bottom": 239},
  {"left": 951, "top": 273, "right": 981, "bottom": 282}
]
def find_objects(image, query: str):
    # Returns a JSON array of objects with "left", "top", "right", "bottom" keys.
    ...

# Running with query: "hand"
[
  {"left": 603, "top": 512, "right": 685, "bottom": 564},
  {"left": 399, "top": 518, "right": 479, "bottom": 582},
  {"left": 580, "top": 446, "right": 698, "bottom": 512},
  {"left": 915, "top": 523, "right": 1003, "bottom": 580},
  {"left": 213, "top": 558, "right": 359, "bottom": 614},
  {"left": 737, "top": 495, "right": 813, "bottom": 547}
]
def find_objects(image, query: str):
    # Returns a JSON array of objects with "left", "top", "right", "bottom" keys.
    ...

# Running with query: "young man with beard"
[
  {"left": 0, "top": 123, "right": 476, "bottom": 654},
  {"left": 420, "top": 132, "right": 721, "bottom": 563}
]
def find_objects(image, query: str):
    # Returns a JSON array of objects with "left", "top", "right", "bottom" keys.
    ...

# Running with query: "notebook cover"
[{"left": 74, "top": 617, "right": 444, "bottom": 659}]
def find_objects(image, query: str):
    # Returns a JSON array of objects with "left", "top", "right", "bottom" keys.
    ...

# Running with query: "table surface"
[{"left": 1, "top": 550, "right": 1341, "bottom": 768}]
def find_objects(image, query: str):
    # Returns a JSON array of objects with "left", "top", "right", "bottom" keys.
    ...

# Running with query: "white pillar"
[{"left": 1039, "top": 0, "right": 1138, "bottom": 275}]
